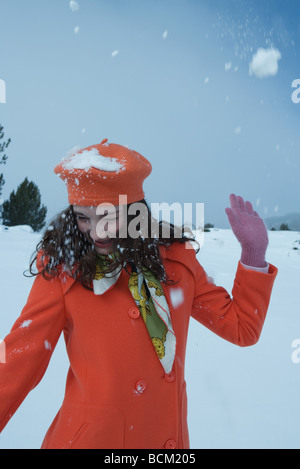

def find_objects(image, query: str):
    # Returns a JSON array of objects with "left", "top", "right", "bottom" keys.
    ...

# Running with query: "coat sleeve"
[
  {"left": 189, "top": 250, "right": 278, "bottom": 347},
  {"left": 0, "top": 271, "right": 66, "bottom": 432}
]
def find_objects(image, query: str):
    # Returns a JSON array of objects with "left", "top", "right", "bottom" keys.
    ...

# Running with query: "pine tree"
[
  {"left": 0, "top": 125, "right": 11, "bottom": 198},
  {"left": 2, "top": 177, "right": 47, "bottom": 231}
]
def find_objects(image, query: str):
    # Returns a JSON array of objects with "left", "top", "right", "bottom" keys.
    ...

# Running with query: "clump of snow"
[
  {"left": 249, "top": 47, "right": 281, "bottom": 78},
  {"left": 44, "top": 340, "right": 52, "bottom": 351},
  {"left": 69, "top": 1, "right": 79, "bottom": 12},
  {"left": 19, "top": 320, "right": 32, "bottom": 329},
  {"left": 135, "top": 383, "right": 145, "bottom": 394},
  {"left": 61, "top": 148, "right": 123, "bottom": 172},
  {"left": 170, "top": 287, "right": 184, "bottom": 308},
  {"left": 66, "top": 146, "right": 83, "bottom": 158}
]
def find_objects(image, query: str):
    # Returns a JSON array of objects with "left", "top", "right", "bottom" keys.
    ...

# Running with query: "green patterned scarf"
[{"left": 94, "top": 253, "right": 176, "bottom": 374}]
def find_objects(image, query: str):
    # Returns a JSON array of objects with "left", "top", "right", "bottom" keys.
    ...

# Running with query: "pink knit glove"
[{"left": 225, "top": 194, "right": 268, "bottom": 268}]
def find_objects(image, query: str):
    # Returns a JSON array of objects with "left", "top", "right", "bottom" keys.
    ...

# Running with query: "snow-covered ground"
[{"left": 0, "top": 225, "right": 299, "bottom": 449}]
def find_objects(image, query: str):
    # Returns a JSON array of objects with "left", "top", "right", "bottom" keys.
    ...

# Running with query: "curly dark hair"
[{"left": 28, "top": 199, "right": 199, "bottom": 289}]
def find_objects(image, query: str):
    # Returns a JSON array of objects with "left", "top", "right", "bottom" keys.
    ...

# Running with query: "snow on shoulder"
[{"left": 61, "top": 147, "right": 124, "bottom": 173}]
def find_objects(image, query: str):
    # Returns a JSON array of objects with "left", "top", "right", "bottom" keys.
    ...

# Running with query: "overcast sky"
[{"left": 0, "top": 0, "right": 299, "bottom": 228}]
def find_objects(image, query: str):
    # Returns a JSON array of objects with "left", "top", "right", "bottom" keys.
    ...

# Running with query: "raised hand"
[{"left": 225, "top": 194, "right": 268, "bottom": 268}]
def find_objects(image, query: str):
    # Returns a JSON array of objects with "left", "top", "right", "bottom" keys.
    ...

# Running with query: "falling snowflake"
[
  {"left": 70, "top": 1, "right": 79, "bottom": 12},
  {"left": 44, "top": 340, "right": 52, "bottom": 351}
]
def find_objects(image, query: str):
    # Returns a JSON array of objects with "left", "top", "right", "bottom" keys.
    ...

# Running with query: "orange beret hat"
[{"left": 54, "top": 139, "right": 152, "bottom": 206}]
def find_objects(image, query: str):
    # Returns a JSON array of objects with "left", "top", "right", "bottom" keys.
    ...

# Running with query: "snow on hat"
[{"left": 54, "top": 138, "right": 152, "bottom": 206}]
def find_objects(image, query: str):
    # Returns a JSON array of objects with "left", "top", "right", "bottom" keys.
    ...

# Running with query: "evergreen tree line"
[{"left": 0, "top": 125, "right": 47, "bottom": 232}]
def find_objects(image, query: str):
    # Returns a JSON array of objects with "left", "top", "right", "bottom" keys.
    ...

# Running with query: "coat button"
[
  {"left": 165, "top": 439, "right": 176, "bottom": 449},
  {"left": 164, "top": 371, "right": 176, "bottom": 382},
  {"left": 135, "top": 380, "right": 147, "bottom": 394},
  {"left": 128, "top": 307, "right": 140, "bottom": 319}
]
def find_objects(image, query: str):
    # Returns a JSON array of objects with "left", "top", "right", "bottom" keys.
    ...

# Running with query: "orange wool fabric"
[
  {"left": 0, "top": 243, "right": 277, "bottom": 449},
  {"left": 54, "top": 139, "right": 152, "bottom": 206}
]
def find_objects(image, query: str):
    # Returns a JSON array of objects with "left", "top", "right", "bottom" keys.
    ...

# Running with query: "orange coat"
[{"left": 0, "top": 243, "right": 277, "bottom": 449}]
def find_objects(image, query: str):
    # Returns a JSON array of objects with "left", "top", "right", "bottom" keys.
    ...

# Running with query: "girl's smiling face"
[{"left": 73, "top": 205, "right": 125, "bottom": 255}]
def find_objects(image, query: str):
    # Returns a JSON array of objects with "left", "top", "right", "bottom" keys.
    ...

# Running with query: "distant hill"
[{"left": 264, "top": 212, "right": 300, "bottom": 231}]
